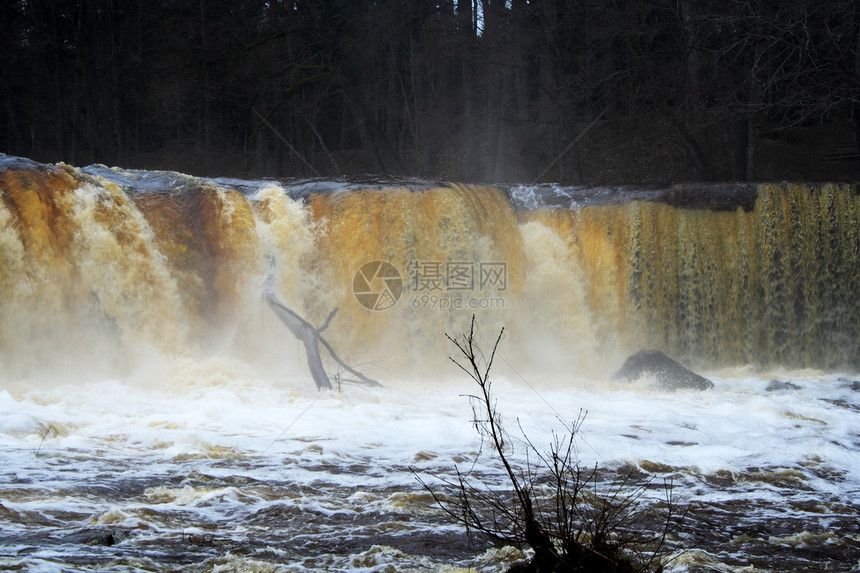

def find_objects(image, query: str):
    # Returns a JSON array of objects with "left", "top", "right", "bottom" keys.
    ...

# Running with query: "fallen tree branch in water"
[{"left": 264, "top": 288, "right": 380, "bottom": 391}]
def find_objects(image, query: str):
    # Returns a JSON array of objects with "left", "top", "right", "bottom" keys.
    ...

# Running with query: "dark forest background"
[{"left": 2, "top": 0, "right": 858, "bottom": 183}]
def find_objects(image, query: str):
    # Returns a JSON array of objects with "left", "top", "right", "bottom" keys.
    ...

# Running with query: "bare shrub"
[{"left": 418, "top": 316, "right": 686, "bottom": 572}]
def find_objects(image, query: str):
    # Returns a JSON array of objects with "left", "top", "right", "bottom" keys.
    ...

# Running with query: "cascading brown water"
[
  {"left": 307, "top": 183, "right": 526, "bottom": 372},
  {"left": 1, "top": 155, "right": 857, "bottom": 382},
  {"left": 518, "top": 183, "right": 860, "bottom": 371}
]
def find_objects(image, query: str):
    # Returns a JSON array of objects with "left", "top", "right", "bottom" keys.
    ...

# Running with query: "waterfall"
[
  {"left": 1, "top": 154, "right": 857, "bottom": 381},
  {"left": 518, "top": 183, "right": 859, "bottom": 370}
]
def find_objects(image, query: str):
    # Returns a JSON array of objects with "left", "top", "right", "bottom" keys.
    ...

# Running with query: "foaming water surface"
[
  {"left": 1, "top": 368, "right": 858, "bottom": 571},
  {"left": 1, "top": 156, "right": 859, "bottom": 571}
]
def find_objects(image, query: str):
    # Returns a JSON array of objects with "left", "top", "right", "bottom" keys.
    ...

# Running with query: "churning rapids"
[{"left": 1, "top": 155, "right": 858, "bottom": 571}]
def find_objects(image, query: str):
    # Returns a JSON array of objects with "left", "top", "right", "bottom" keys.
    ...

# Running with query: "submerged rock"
[
  {"left": 612, "top": 350, "right": 713, "bottom": 391},
  {"left": 65, "top": 528, "right": 131, "bottom": 546},
  {"left": 838, "top": 377, "right": 860, "bottom": 392},
  {"left": 766, "top": 380, "right": 801, "bottom": 392}
]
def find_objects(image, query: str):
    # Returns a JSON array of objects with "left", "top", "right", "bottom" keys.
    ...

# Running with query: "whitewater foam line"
[
  {"left": 475, "top": 328, "right": 607, "bottom": 463},
  {"left": 261, "top": 391, "right": 326, "bottom": 453}
]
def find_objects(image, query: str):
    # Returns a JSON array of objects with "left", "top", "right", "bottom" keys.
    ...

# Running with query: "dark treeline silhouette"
[{"left": 2, "top": 0, "right": 858, "bottom": 183}]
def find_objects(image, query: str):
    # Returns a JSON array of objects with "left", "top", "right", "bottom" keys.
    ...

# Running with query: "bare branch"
[{"left": 417, "top": 316, "right": 688, "bottom": 572}]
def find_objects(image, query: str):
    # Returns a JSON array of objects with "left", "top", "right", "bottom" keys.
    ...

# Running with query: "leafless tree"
[{"left": 417, "top": 316, "right": 686, "bottom": 573}]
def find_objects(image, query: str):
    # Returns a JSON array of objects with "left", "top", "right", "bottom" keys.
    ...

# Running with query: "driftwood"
[{"left": 264, "top": 288, "right": 380, "bottom": 391}]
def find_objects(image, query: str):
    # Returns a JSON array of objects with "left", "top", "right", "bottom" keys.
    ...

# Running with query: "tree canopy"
[{"left": 2, "top": 0, "right": 858, "bottom": 183}]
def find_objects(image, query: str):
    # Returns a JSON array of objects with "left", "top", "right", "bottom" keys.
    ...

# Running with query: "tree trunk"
[
  {"left": 199, "top": 0, "right": 212, "bottom": 171},
  {"left": 48, "top": 3, "right": 68, "bottom": 160},
  {"left": 265, "top": 292, "right": 334, "bottom": 391},
  {"left": 746, "top": 116, "right": 755, "bottom": 181},
  {"left": 255, "top": 128, "right": 267, "bottom": 177},
  {"left": 264, "top": 289, "right": 380, "bottom": 391},
  {"left": 853, "top": 21, "right": 860, "bottom": 150},
  {"left": 733, "top": 116, "right": 748, "bottom": 181}
]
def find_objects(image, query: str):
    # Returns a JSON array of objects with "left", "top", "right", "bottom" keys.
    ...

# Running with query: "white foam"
[{"left": 0, "top": 364, "right": 857, "bottom": 570}]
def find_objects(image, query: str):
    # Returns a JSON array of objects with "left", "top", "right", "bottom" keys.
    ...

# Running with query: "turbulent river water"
[
  {"left": 0, "top": 155, "right": 858, "bottom": 571},
  {"left": 2, "top": 367, "right": 858, "bottom": 572}
]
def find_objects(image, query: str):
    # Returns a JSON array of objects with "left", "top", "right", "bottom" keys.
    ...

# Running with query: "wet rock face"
[
  {"left": 612, "top": 350, "right": 714, "bottom": 391},
  {"left": 766, "top": 380, "right": 801, "bottom": 392}
]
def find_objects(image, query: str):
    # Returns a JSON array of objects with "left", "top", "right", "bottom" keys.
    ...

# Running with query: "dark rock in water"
[
  {"left": 837, "top": 377, "right": 860, "bottom": 391},
  {"left": 766, "top": 380, "right": 801, "bottom": 392},
  {"left": 65, "top": 528, "right": 130, "bottom": 546},
  {"left": 612, "top": 350, "right": 713, "bottom": 391}
]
